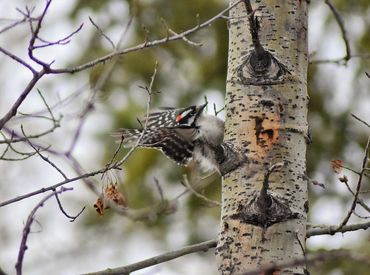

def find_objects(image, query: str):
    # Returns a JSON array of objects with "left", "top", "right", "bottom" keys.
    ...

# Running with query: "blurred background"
[{"left": 0, "top": 0, "right": 369, "bottom": 274}]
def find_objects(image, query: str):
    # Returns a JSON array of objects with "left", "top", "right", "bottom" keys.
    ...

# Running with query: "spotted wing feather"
[
  {"left": 140, "top": 109, "right": 179, "bottom": 128},
  {"left": 112, "top": 128, "right": 194, "bottom": 165}
]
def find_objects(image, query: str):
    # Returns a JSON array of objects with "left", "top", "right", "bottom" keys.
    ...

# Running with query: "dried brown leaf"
[
  {"left": 331, "top": 159, "right": 344, "bottom": 174},
  {"left": 93, "top": 183, "right": 128, "bottom": 216}
]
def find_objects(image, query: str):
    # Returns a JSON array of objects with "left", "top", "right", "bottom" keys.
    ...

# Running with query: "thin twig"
[
  {"left": 82, "top": 240, "right": 216, "bottom": 275},
  {"left": 310, "top": 53, "right": 370, "bottom": 65},
  {"left": 49, "top": 0, "right": 243, "bottom": 74},
  {"left": 21, "top": 125, "right": 68, "bottom": 180},
  {"left": 66, "top": 13, "right": 135, "bottom": 156},
  {"left": 337, "top": 136, "right": 370, "bottom": 230},
  {"left": 182, "top": 174, "right": 220, "bottom": 207},
  {"left": 82, "top": 219, "right": 370, "bottom": 275},
  {"left": 241, "top": 251, "right": 370, "bottom": 275},
  {"left": 114, "top": 62, "right": 158, "bottom": 167},
  {"left": 307, "top": 221, "right": 370, "bottom": 237},
  {"left": 352, "top": 113, "right": 370, "bottom": 129},
  {"left": 0, "top": 1, "right": 241, "bottom": 130},
  {"left": 103, "top": 136, "right": 125, "bottom": 172},
  {"left": 153, "top": 177, "right": 164, "bottom": 202},
  {"left": 0, "top": 13, "right": 37, "bottom": 35},
  {"left": 27, "top": 0, "right": 52, "bottom": 66},
  {"left": 89, "top": 17, "right": 115, "bottom": 49},
  {"left": 0, "top": 70, "right": 44, "bottom": 131},
  {"left": 15, "top": 187, "right": 72, "bottom": 275},
  {"left": 160, "top": 18, "right": 202, "bottom": 47},
  {"left": 325, "top": 0, "right": 351, "bottom": 63},
  {"left": 0, "top": 168, "right": 110, "bottom": 208},
  {"left": 342, "top": 180, "right": 370, "bottom": 213},
  {"left": 33, "top": 23, "right": 84, "bottom": 49},
  {"left": 0, "top": 121, "right": 61, "bottom": 144},
  {"left": 1, "top": 127, "right": 60, "bottom": 154},
  {"left": 0, "top": 64, "right": 157, "bottom": 208},
  {"left": 174, "top": 172, "right": 219, "bottom": 201},
  {"left": 54, "top": 192, "right": 85, "bottom": 222},
  {"left": 213, "top": 103, "right": 225, "bottom": 116},
  {"left": 0, "top": 46, "right": 36, "bottom": 73}
]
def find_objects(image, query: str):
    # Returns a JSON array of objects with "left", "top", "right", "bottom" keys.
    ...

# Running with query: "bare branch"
[
  {"left": 342, "top": 180, "right": 370, "bottom": 214},
  {"left": 0, "top": 1, "right": 241, "bottom": 131},
  {"left": 0, "top": 46, "right": 36, "bottom": 74},
  {"left": 0, "top": 89, "right": 61, "bottom": 145},
  {"left": 0, "top": 71, "right": 44, "bottom": 131},
  {"left": 0, "top": 15, "right": 31, "bottom": 35},
  {"left": 49, "top": 0, "right": 243, "bottom": 74},
  {"left": 0, "top": 168, "right": 108, "bottom": 208},
  {"left": 114, "top": 62, "right": 158, "bottom": 167},
  {"left": 310, "top": 53, "right": 370, "bottom": 65},
  {"left": 1, "top": 127, "right": 60, "bottom": 155},
  {"left": 15, "top": 187, "right": 73, "bottom": 275},
  {"left": 66, "top": 14, "right": 134, "bottom": 157},
  {"left": 0, "top": 131, "right": 38, "bottom": 160},
  {"left": 0, "top": 121, "right": 60, "bottom": 144},
  {"left": 82, "top": 239, "right": 216, "bottom": 275},
  {"left": 352, "top": 113, "right": 370, "bottom": 129},
  {"left": 21, "top": 125, "right": 68, "bottom": 180},
  {"left": 54, "top": 192, "right": 85, "bottom": 222},
  {"left": 307, "top": 221, "right": 370, "bottom": 237},
  {"left": 241, "top": 251, "right": 370, "bottom": 275},
  {"left": 0, "top": 63, "right": 159, "bottom": 208},
  {"left": 213, "top": 103, "right": 225, "bottom": 116},
  {"left": 160, "top": 17, "right": 203, "bottom": 47},
  {"left": 153, "top": 177, "right": 164, "bottom": 202},
  {"left": 337, "top": 136, "right": 370, "bottom": 229},
  {"left": 325, "top": 0, "right": 351, "bottom": 63},
  {"left": 182, "top": 174, "right": 221, "bottom": 207},
  {"left": 27, "top": 0, "right": 53, "bottom": 66},
  {"left": 82, "top": 217, "right": 370, "bottom": 275},
  {"left": 89, "top": 17, "right": 115, "bottom": 49},
  {"left": 33, "top": 23, "right": 84, "bottom": 49}
]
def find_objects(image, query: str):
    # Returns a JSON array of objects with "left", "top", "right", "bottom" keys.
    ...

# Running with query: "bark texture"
[{"left": 216, "top": 1, "right": 308, "bottom": 274}]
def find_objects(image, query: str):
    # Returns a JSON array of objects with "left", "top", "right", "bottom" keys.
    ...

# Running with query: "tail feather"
[
  {"left": 111, "top": 129, "right": 143, "bottom": 147},
  {"left": 111, "top": 128, "right": 194, "bottom": 165}
]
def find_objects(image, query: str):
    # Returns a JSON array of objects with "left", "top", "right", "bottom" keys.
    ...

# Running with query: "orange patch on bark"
[{"left": 253, "top": 112, "right": 281, "bottom": 159}]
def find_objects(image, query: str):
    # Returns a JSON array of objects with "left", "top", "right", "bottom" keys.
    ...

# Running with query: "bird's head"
[{"left": 175, "top": 103, "right": 207, "bottom": 127}]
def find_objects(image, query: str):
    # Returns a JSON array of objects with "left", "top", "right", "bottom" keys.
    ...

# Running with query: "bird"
[{"left": 112, "top": 103, "right": 229, "bottom": 174}]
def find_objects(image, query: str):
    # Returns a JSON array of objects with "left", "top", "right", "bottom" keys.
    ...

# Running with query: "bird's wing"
[
  {"left": 140, "top": 109, "right": 180, "bottom": 128},
  {"left": 111, "top": 128, "right": 194, "bottom": 165}
]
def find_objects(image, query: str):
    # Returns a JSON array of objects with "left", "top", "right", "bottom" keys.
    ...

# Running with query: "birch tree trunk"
[{"left": 216, "top": 1, "right": 309, "bottom": 274}]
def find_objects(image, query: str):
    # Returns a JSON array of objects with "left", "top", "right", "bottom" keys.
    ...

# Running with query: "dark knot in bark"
[
  {"left": 236, "top": 49, "right": 290, "bottom": 85},
  {"left": 230, "top": 191, "right": 299, "bottom": 228}
]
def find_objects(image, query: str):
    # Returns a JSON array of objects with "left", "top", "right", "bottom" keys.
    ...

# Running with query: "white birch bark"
[{"left": 216, "top": 1, "right": 309, "bottom": 274}]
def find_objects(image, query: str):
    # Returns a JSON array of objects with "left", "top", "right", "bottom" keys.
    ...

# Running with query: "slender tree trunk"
[{"left": 216, "top": 1, "right": 309, "bottom": 274}]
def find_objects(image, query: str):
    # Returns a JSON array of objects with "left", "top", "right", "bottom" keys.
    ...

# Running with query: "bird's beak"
[{"left": 197, "top": 102, "right": 208, "bottom": 114}]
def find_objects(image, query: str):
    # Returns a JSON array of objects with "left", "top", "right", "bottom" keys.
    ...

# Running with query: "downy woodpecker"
[{"left": 113, "top": 103, "right": 244, "bottom": 175}]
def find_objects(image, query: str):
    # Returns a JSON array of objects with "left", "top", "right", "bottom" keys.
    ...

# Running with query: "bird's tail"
[{"left": 111, "top": 129, "right": 143, "bottom": 147}]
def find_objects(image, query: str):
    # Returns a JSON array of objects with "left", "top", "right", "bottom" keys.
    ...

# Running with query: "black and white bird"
[{"left": 112, "top": 103, "right": 238, "bottom": 174}]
